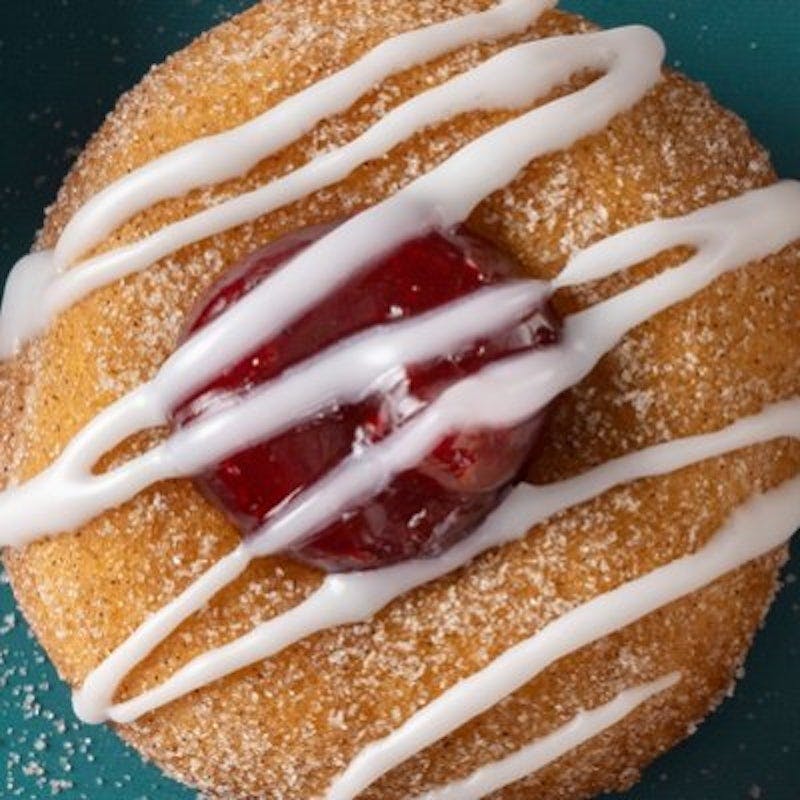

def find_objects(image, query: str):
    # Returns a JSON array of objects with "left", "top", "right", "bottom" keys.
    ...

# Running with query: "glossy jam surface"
[{"left": 173, "top": 224, "right": 559, "bottom": 571}]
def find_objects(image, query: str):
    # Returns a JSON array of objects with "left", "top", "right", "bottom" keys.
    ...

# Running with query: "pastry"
[{"left": 0, "top": 1, "right": 798, "bottom": 798}]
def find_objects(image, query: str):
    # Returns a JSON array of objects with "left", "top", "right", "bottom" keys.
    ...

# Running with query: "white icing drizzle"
[
  {"left": 0, "top": 2, "right": 797, "bottom": 796},
  {"left": 0, "top": 0, "right": 557, "bottom": 360},
  {"left": 325, "top": 474, "right": 800, "bottom": 800},
  {"left": 412, "top": 673, "right": 681, "bottom": 800},
  {"left": 72, "top": 398, "right": 800, "bottom": 725}
]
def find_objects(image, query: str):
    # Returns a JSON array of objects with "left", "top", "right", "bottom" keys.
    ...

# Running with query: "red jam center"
[{"left": 172, "top": 223, "right": 559, "bottom": 572}]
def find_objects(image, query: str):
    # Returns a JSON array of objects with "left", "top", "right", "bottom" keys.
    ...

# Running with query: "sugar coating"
[{"left": 1, "top": 1, "right": 799, "bottom": 799}]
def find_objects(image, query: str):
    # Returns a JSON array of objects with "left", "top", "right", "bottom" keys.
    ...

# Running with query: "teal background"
[{"left": 0, "top": 1, "right": 797, "bottom": 797}]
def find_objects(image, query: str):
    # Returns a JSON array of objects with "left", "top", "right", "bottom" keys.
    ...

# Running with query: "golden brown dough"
[{"left": 2, "top": 2, "right": 799, "bottom": 798}]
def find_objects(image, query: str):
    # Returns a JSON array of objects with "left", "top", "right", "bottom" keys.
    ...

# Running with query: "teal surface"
[{"left": 0, "top": 1, "right": 797, "bottom": 797}]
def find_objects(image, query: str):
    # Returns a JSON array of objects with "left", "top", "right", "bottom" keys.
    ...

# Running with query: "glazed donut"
[{"left": 1, "top": 1, "right": 799, "bottom": 799}]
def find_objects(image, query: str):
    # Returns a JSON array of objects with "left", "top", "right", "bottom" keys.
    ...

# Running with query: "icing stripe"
[
  {"left": 412, "top": 674, "right": 681, "bottom": 800},
  {"left": 324, "top": 474, "right": 800, "bottom": 800},
  {"left": 72, "top": 398, "right": 799, "bottom": 724},
  {"left": 55, "top": 0, "right": 554, "bottom": 268}
]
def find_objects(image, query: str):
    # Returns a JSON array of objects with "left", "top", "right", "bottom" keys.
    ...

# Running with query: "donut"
[{"left": 1, "top": 1, "right": 798, "bottom": 798}]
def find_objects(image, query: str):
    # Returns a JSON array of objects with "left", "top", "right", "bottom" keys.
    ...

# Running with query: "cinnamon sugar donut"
[{"left": 0, "top": 2, "right": 798, "bottom": 799}]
